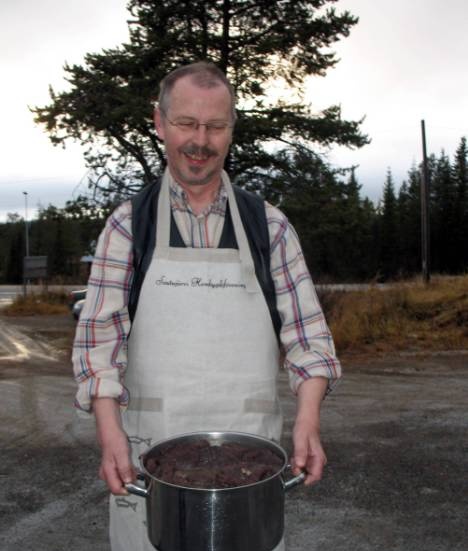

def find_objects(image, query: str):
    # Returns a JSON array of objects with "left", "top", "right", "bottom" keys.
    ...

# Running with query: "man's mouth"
[
  {"left": 181, "top": 145, "right": 216, "bottom": 164},
  {"left": 185, "top": 152, "right": 209, "bottom": 162}
]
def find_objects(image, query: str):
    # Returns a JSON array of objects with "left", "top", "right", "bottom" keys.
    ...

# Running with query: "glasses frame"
[{"left": 159, "top": 108, "right": 234, "bottom": 134}]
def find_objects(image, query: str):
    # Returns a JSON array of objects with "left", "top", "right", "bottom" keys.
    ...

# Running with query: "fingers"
[
  {"left": 102, "top": 459, "right": 136, "bottom": 495},
  {"left": 292, "top": 451, "right": 326, "bottom": 486},
  {"left": 292, "top": 425, "right": 327, "bottom": 486},
  {"left": 99, "top": 438, "right": 136, "bottom": 495},
  {"left": 99, "top": 463, "right": 126, "bottom": 496},
  {"left": 291, "top": 439, "right": 308, "bottom": 474},
  {"left": 302, "top": 448, "right": 327, "bottom": 486}
]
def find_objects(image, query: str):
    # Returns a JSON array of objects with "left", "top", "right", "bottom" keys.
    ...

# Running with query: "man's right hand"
[{"left": 93, "top": 397, "right": 136, "bottom": 495}]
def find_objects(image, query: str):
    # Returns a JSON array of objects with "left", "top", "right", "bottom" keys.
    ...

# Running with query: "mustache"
[{"left": 181, "top": 144, "right": 217, "bottom": 157}]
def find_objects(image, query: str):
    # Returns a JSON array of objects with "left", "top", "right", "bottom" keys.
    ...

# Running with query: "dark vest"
[{"left": 128, "top": 179, "right": 281, "bottom": 341}]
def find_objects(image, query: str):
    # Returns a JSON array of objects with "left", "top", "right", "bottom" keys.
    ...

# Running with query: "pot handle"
[
  {"left": 125, "top": 471, "right": 150, "bottom": 498},
  {"left": 283, "top": 464, "right": 306, "bottom": 491}
]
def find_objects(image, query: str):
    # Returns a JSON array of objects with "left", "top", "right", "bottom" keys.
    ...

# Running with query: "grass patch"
[
  {"left": 3, "top": 290, "right": 70, "bottom": 316},
  {"left": 319, "top": 275, "right": 468, "bottom": 356}
]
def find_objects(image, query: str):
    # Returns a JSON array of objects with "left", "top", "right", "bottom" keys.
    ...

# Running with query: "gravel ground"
[{"left": 0, "top": 314, "right": 467, "bottom": 551}]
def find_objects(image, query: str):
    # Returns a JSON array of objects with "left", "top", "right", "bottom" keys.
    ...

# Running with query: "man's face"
[{"left": 154, "top": 75, "right": 234, "bottom": 190}]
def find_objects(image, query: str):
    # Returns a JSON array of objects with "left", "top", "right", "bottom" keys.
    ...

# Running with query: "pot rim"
[{"left": 138, "top": 430, "right": 288, "bottom": 492}]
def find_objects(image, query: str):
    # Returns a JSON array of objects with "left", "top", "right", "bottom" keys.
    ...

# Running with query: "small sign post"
[{"left": 23, "top": 256, "right": 48, "bottom": 296}]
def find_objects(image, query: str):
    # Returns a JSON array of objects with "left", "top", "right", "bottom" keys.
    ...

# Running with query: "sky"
[{"left": 1, "top": 0, "right": 467, "bottom": 221}]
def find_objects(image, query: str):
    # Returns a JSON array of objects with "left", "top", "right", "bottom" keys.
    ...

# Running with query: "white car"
[
  {"left": 69, "top": 288, "right": 87, "bottom": 320},
  {"left": 72, "top": 297, "right": 86, "bottom": 320}
]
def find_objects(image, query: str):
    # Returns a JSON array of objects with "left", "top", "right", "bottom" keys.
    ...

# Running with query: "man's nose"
[{"left": 192, "top": 123, "right": 209, "bottom": 145}]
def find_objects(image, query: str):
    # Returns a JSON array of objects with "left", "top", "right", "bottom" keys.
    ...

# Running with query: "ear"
[{"left": 154, "top": 108, "right": 165, "bottom": 141}]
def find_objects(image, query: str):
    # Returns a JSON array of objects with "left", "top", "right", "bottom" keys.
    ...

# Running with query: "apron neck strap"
[
  {"left": 155, "top": 169, "right": 259, "bottom": 293},
  {"left": 222, "top": 172, "right": 258, "bottom": 293},
  {"left": 155, "top": 169, "right": 172, "bottom": 252}
]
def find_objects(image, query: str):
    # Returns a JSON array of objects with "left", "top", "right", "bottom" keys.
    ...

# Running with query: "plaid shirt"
[{"left": 72, "top": 176, "right": 341, "bottom": 412}]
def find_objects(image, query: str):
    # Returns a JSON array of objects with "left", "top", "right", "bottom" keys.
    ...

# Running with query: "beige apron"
[{"left": 109, "top": 171, "right": 285, "bottom": 551}]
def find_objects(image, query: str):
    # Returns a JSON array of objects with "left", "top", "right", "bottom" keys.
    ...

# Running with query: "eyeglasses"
[{"left": 160, "top": 108, "right": 233, "bottom": 135}]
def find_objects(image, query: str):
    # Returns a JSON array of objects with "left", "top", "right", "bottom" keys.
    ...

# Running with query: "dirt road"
[{"left": 0, "top": 314, "right": 467, "bottom": 550}]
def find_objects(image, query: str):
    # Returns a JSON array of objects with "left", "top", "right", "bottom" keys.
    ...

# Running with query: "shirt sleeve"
[
  {"left": 266, "top": 203, "right": 342, "bottom": 395},
  {"left": 72, "top": 201, "right": 133, "bottom": 414}
]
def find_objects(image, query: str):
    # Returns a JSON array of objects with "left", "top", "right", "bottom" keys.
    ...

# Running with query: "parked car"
[
  {"left": 69, "top": 289, "right": 87, "bottom": 320},
  {"left": 72, "top": 298, "right": 86, "bottom": 320}
]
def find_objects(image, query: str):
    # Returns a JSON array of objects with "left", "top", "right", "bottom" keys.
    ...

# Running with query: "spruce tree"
[
  {"left": 452, "top": 137, "right": 468, "bottom": 270},
  {"left": 431, "top": 151, "right": 458, "bottom": 272},
  {"left": 340, "top": 169, "right": 378, "bottom": 280},
  {"left": 397, "top": 180, "right": 412, "bottom": 275},
  {"left": 379, "top": 169, "right": 399, "bottom": 279},
  {"left": 404, "top": 165, "right": 424, "bottom": 276}
]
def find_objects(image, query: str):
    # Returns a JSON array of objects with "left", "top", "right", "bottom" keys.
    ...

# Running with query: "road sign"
[{"left": 23, "top": 256, "right": 48, "bottom": 279}]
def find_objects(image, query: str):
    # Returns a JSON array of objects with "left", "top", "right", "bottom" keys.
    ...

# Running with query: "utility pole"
[{"left": 420, "top": 120, "right": 430, "bottom": 284}]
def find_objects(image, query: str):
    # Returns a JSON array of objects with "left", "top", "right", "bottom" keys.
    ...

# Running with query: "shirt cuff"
[
  {"left": 74, "top": 377, "right": 129, "bottom": 415},
  {"left": 286, "top": 356, "right": 342, "bottom": 396}
]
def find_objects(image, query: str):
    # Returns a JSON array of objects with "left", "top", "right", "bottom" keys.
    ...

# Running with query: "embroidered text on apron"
[{"left": 109, "top": 171, "right": 285, "bottom": 551}]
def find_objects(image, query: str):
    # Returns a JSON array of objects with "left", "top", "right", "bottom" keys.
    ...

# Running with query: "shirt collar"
[{"left": 168, "top": 172, "right": 228, "bottom": 217}]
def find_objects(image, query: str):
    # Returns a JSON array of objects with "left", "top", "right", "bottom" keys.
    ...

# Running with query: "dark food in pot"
[{"left": 145, "top": 438, "right": 283, "bottom": 489}]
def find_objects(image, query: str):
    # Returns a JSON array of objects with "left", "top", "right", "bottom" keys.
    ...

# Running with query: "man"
[{"left": 73, "top": 61, "right": 341, "bottom": 551}]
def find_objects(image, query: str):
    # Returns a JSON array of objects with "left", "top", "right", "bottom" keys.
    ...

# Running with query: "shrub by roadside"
[
  {"left": 319, "top": 275, "right": 468, "bottom": 356},
  {"left": 2, "top": 290, "right": 70, "bottom": 316}
]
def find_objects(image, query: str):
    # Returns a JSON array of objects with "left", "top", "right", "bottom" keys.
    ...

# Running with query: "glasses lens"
[
  {"left": 175, "top": 120, "right": 197, "bottom": 131},
  {"left": 206, "top": 122, "right": 229, "bottom": 132}
]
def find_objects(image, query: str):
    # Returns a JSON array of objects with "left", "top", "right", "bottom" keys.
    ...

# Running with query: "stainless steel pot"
[{"left": 126, "top": 431, "right": 305, "bottom": 551}]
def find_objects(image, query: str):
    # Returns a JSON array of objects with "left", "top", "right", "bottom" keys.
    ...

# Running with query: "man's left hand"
[
  {"left": 292, "top": 420, "right": 327, "bottom": 486},
  {"left": 291, "top": 376, "right": 328, "bottom": 486}
]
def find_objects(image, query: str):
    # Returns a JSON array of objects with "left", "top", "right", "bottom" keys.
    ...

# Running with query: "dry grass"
[
  {"left": 320, "top": 275, "right": 468, "bottom": 356},
  {"left": 3, "top": 290, "right": 70, "bottom": 316},
  {"left": 3, "top": 276, "right": 468, "bottom": 356}
]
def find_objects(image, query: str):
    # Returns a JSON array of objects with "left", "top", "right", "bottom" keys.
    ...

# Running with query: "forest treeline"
[{"left": 1, "top": 136, "right": 466, "bottom": 284}]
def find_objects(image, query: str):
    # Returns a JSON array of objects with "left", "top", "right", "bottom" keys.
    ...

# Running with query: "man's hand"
[
  {"left": 292, "top": 420, "right": 327, "bottom": 486},
  {"left": 93, "top": 397, "right": 136, "bottom": 495},
  {"left": 292, "top": 377, "right": 328, "bottom": 486}
]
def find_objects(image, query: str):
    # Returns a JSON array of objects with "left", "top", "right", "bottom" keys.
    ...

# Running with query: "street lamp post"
[
  {"left": 23, "top": 191, "right": 29, "bottom": 257},
  {"left": 23, "top": 191, "right": 29, "bottom": 296}
]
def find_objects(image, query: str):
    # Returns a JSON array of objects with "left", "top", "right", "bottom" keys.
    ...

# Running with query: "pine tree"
[{"left": 32, "top": 0, "right": 368, "bottom": 203}]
